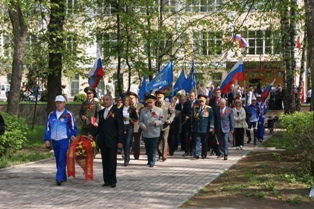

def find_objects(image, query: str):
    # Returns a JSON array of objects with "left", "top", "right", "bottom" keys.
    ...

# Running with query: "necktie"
[{"left": 220, "top": 108, "right": 224, "bottom": 117}]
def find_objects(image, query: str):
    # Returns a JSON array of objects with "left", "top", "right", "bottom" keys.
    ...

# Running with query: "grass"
[
  {"left": 181, "top": 130, "right": 314, "bottom": 208},
  {"left": 0, "top": 125, "right": 54, "bottom": 168}
]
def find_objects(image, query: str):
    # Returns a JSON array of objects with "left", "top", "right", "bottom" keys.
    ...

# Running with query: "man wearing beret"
[
  {"left": 126, "top": 91, "right": 144, "bottom": 160},
  {"left": 191, "top": 94, "right": 214, "bottom": 159},
  {"left": 155, "top": 90, "right": 175, "bottom": 162},
  {"left": 79, "top": 87, "right": 101, "bottom": 136},
  {"left": 139, "top": 95, "right": 164, "bottom": 167}
]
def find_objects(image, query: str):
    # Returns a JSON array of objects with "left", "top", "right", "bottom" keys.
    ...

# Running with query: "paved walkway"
[{"left": 0, "top": 139, "right": 264, "bottom": 209}]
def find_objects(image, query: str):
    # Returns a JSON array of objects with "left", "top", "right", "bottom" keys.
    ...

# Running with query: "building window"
[
  {"left": 242, "top": 30, "right": 280, "bottom": 55},
  {"left": 97, "top": 33, "right": 118, "bottom": 57},
  {"left": 278, "top": 71, "right": 284, "bottom": 77},
  {"left": 70, "top": 74, "right": 79, "bottom": 96},
  {"left": 162, "top": 0, "right": 176, "bottom": 13},
  {"left": 193, "top": 31, "right": 222, "bottom": 56},
  {"left": 66, "top": 0, "right": 78, "bottom": 15},
  {"left": 65, "top": 33, "right": 78, "bottom": 54},
  {"left": 266, "top": 71, "right": 272, "bottom": 78},
  {"left": 186, "top": 0, "right": 221, "bottom": 12},
  {"left": 212, "top": 72, "right": 222, "bottom": 84},
  {"left": 251, "top": 71, "right": 259, "bottom": 77}
]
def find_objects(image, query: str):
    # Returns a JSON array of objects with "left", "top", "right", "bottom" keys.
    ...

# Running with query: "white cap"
[
  {"left": 55, "top": 95, "right": 66, "bottom": 102},
  {"left": 252, "top": 95, "right": 257, "bottom": 100},
  {"left": 255, "top": 94, "right": 261, "bottom": 98}
]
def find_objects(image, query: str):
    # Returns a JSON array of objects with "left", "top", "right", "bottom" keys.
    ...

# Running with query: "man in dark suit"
[
  {"left": 214, "top": 98, "right": 234, "bottom": 160},
  {"left": 181, "top": 91, "right": 198, "bottom": 156},
  {"left": 209, "top": 87, "right": 223, "bottom": 108},
  {"left": 90, "top": 94, "right": 124, "bottom": 188}
]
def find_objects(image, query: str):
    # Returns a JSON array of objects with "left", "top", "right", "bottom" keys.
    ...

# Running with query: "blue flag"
[
  {"left": 138, "top": 75, "right": 147, "bottom": 102},
  {"left": 182, "top": 60, "right": 196, "bottom": 93},
  {"left": 168, "top": 69, "right": 186, "bottom": 99},
  {"left": 146, "top": 61, "right": 173, "bottom": 92}
]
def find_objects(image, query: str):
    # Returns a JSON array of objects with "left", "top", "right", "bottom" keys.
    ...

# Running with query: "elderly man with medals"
[
  {"left": 191, "top": 94, "right": 214, "bottom": 159},
  {"left": 155, "top": 90, "right": 175, "bottom": 162},
  {"left": 139, "top": 95, "right": 164, "bottom": 167}
]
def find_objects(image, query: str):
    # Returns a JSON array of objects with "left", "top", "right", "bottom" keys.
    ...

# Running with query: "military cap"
[
  {"left": 145, "top": 95, "right": 156, "bottom": 103},
  {"left": 155, "top": 90, "right": 166, "bottom": 98},
  {"left": 84, "top": 86, "right": 96, "bottom": 95},
  {"left": 197, "top": 94, "right": 207, "bottom": 102},
  {"left": 125, "top": 91, "right": 138, "bottom": 99}
]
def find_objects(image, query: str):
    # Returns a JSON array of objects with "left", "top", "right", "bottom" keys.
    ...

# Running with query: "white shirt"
[
  {"left": 122, "top": 106, "right": 130, "bottom": 125},
  {"left": 104, "top": 104, "right": 113, "bottom": 119}
]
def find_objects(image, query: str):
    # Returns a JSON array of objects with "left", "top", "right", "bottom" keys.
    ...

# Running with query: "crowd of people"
[{"left": 44, "top": 83, "right": 272, "bottom": 188}]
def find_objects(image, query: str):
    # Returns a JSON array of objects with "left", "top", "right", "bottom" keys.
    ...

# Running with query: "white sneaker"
[{"left": 240, "top": 145, "right": 243, "bottom": 150}]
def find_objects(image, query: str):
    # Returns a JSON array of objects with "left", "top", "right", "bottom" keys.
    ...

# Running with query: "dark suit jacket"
[
  {"left": 92, "top": 105, "right": 124, "bottom": 148},
  {"left": 182, "top": 100, "right": 199, "bottom": 130},
  {"left": 214, "top": 106, "right": 234, "bottom": 134}
]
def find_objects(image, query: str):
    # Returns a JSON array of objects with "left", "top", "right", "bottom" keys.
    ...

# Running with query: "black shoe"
[
  {"left": 224, "top": 156, "right": 228, "bottom": 160},
  {"left": 124, "top": 162, "right": 129, "bottom": 166},
  {"left": 193, "top": 156, "right": 199, "bottom": 159},
  {"left": 217, "top": 155, "right": 223, "bottom": 158},
  {"left": 149, "top": 164, "right": 155, "bottom": 167},
  {"left": 182, "top": 152, "right": 189, "bottom": 157},
  {"left": 111, "top": 184, "right": 116, "bottom": 188},
  {"left": 202, "top": 156, "right": 206, "bottom": 159},
  {"left": 56, "top": 181, "right": 62, "bottom": 186},
  {"left": 102, "top": 183, "right": 110, "bottom": 187},
  {"left": 134, "top": 157, "right": 139, "bottom": 160}
]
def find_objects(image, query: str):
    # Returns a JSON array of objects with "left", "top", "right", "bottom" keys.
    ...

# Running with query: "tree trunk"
[
  {"left": 46, "top": 0, "right": 65, "bottom": 115},
  {"left": 280, "top": 0, "right": 297, "bottom": 114},
  {"left": 305, "top": 0, "right": 314, "bottom": 111},
  {"left": 7, "top": 2, "right": 28, "bottom": 115}
]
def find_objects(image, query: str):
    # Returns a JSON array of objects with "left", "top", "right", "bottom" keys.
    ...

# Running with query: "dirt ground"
[{"left": 180, "top": 151, "right": 314, "bottom": 209}]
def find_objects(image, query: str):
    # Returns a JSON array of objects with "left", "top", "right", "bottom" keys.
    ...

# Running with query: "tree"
[
  {"left": 304, "top": 0, "right": 314, "bottom": 111},
  {"left": 6, "top": 0, "right": 28, "bottom": 114}
]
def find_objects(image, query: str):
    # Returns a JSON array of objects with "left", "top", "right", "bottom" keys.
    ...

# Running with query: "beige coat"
[{"left": 232, "top": 107, "right": 248, "bottom": 129}]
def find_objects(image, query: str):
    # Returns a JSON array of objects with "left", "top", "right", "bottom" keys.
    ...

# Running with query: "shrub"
[
  {"left": 280, "top": 111, "right": 314, "bottom": 176},
  {"left": 74, "top": 94, "right": 86, "bottom": 102},
  {"left": 0, "top": 113, "right": 29, "bottom": 157},
  {"left": 40, "top": 90, "right": 48, "bottom": 102}
]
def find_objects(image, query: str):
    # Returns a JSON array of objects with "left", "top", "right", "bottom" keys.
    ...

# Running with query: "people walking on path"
[
  {"left": 256, "top": 94, "right": 268, "bottom": 142},
  {"left": 90, "top": 94, "right": 124, "bottom": 188},
  {"left": 121, "top": 96, "right": 138, "bottom": 166},
  {"left": 232, "top": 97, "right": 248, "bottom": 150},
  {"left": 139, "top": 95, "right": 164, "bottom": 167},
  {"left": 191, "top": 94, "right": 214, "bottom": 159},
  {"left": 79, "top": 87, "right": 101, "bottom": 136},
  {"left": 246, "top": 95, "right": 259, "bottom": 145},
  {"left": 43, "top": 95, "right": 77, "bottom": 186},
  {"left": 214, "top": 98, "right": 234, "bottom": 160},
  {"left": 155, "top": 90, "right": 175, "bottom": 162}
]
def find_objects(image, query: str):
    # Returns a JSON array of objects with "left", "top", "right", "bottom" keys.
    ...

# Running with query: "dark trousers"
[
  {"left": 133, "top": 131, "right": 142, "bottom": 159},
  {"left": 157, "top": 129, "right": 170, "bottom": 160},
  {"left": 216, "top": 129, "right": 229, "bottom": 156},
  {"left": 123, "top": 125, "right": 133, "bottom": 164},
  {"left": 168, "top": 126, "right": 178, "bottom": 156},
  {"left": 144, "top": 137, "right": 158, "bottom": 166},
  {"left": 234, "top": 128, "right": 244, "bottom": 146},
  {"left": 207, "top": 132, "right": 219, "bottom": 156},
  {"left": 184, "top": 130, "right": 194, "bottom": 155},
  {"left": 100, "top": 145, "right": 118, "bottom": 185}
]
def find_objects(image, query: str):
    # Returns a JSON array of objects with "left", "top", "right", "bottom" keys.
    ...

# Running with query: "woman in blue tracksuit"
[{"left": 44, "top": 95, "right": 77, "bottom": 186}]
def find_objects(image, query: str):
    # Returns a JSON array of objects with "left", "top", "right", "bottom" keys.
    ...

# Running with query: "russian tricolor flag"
[
  {"left": 88, "top": 56, "right": 104, "bottom": 88},
  {"left": 261, "top": 79, "right": 276, "bottom": 101},
  {"left": 220, "top": 58, "right": 245, "bottom": 94},
  {"left": 235, "top": 34, "right": 248, "bottom": 48}
]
